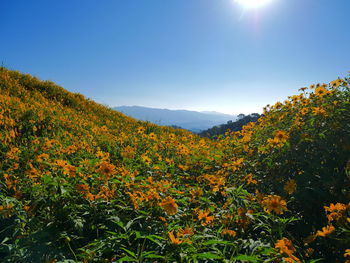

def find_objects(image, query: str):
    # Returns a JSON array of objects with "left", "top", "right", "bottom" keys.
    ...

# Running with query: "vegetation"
[
  {"left": 0, "top": 67, "right": 349, "bottom": 262},
  {"left": 199, "top": 113, "right": 261, "bottom": 138}
]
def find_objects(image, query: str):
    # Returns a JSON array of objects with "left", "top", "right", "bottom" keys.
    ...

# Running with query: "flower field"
[{"left": 0, "top": 67, "right": 349, "bottom": 262}]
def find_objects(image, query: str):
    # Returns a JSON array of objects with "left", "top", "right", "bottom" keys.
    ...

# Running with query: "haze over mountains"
[{"left": 114, "top": 106, "right": 237, "bottom": 132}]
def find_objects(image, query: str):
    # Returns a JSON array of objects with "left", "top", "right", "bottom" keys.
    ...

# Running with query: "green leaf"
[
  {"left": 231, "top": 255, "right": 258, "bottom": 262},
  {"left": 195, "top": 252, "right": 222, "bottom": 259},
  {"left": 121, "top": 248, "right": 136, "bottom": 258},
  {"left": 144, "top": 235, "right": 166, "bottom": 246},
  {"left": 117, "top": 256, "right": 138, "bottom": 262},
  {"left": 308, "top": 259, "right": 324, "bottom": 263},
  {"left": 202, "top": 240, "right": 233, "bottom": 246}
]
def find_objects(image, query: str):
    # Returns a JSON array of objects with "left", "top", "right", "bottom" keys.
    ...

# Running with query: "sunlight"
[{"left": 235, "top": 0, "right": 274, "bottom": 9}]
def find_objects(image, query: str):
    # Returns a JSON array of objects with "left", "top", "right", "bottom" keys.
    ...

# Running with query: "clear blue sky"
[{"left": 1, "top": 0, "right": 349, "bottom": 114}]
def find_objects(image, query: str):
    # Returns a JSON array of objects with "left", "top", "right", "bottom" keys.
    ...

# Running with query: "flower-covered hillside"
[{"left": 0, "top": 67, "right": 349, "bottom": 262}]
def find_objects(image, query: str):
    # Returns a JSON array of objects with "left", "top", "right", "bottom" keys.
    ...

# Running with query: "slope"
[{"left": 0, "top": 67, "right": 349, "bottom": 262}]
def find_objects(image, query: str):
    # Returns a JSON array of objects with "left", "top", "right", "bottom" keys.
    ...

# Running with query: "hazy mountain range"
[{"left": 114, "top": 106, "right": 237, "bottom": 132}]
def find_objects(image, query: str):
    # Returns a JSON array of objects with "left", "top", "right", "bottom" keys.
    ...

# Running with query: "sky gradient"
[{"left": 1, "top": 0, "right": 349, "bottom": 114}]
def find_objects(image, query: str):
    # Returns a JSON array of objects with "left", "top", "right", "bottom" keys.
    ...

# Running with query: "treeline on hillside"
[{"left": 199, "top": 113, "right": 261, "bottom": 137}]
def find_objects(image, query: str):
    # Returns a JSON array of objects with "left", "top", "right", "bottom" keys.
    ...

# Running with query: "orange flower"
[
  {"left": 159, "top": 216, "right": 167, "bottom": 222},
  {"left": 6, "top": 147, "right": 20, "bottom": 160},
  {"left": 316, "top": 225, "right": 335, "bottom": 237},
  {"left": 36, "top": 153, "right": 49, "bottom": 162},
  {"left": 55, "top": 159, "right": 68, "bottom": 168},
  {"left": 76, "top": 184, "right": 90, "bottom": 193},
  {"left": 168, "top": 230, "right": 192, "bottom": 245},
  {"left": 96, "top": 150, "right": 108, "bottom": 159},
  {"left": 97, "top": 161, "right": 116, "bottom": 176},
  {"left": 141, "top": 155, "right": 152, "bottom": 165},
  {"left": 63, "top": 164, "right": 76, "bottom": 177},
  {"left": 168, "top": 231, "right": 182, "bottom": 245},
  {"left": 159, "top": 196, "right": 178, "bottom": 215},
  {"left": 261, "top": 195, "right": 287, "bottom": 215},
  {"left": 345, "top": 249, "right": 350, "bottom": 258},
  {"left": 222, "top": 228, "right": 236, "bottom": 237},
  {"left": 243, "top": 173, "right": 257, "bottom": 185},
  {"left": 275, "top": 238, "right": 300, "bottom": 262},
  {"left": 0, "top": 203, "right": 15, "bottom": 218},
  {"left": 324, "top": 203, "right": 347, "bottom": 222},
  {"left": 197, "top": 209, "right": 214, "bottom": 226},
  {"left": 299, "top": 108, "right": 308, "bottom": 116},
  {"left": 178, "top": 227, "right": 194, "bottom": 237},
  {"left": 312, "top": 107, "right": 327, "bottom": 116}
]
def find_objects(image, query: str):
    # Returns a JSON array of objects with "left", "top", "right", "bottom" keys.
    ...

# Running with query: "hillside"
[
  {"left": 199, "top": 113, "right": 261, "bottom": 138},
  {"left": 114, "top": 106, "right": 236, "bottom": 132},
  {"left": 0, "top": 67, "right": 350, "bottom": 262}
]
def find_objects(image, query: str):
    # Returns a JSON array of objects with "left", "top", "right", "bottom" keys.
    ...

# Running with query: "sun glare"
[{"left": 235, "top": 0, "right": 274, "bottom": 9}]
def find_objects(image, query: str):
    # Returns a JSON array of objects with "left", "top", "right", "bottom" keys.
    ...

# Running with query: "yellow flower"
[
  {"left": 96, "top": 151, "right": 110, "bottom": 160},
  {"left": 178, "top": 164, "right": 189, "bottom": 171},
  {"left": 330, "top": 78, "right": 343, "bottom": 88},
  {"left": 261, "top": 195, "right": 288, "bottom": 215},
  {"left": 315, "top": 86, "right": 328, "bottom": 97},
  {"left": 141, "top": 155, "right": 152, "bottom": 165},
  {"left": 121, "top": 146, "right": 136, "bottom": 159},
  {"left": 274, "top": 130, "right": 289, "bottom": 142},
  {"left": 159, "top": 196, "right": 178, "bottom": 215},
  {"left": 148, "top": 132, "right": 157, "bottom": 140},
  {"left": 284, "top": 179, "right": 297, "bottom": 195},
  {"left": 137, "top": 126, "right": 145, "bottom": 134},
  {"left": 344, "top": 249, "right": 350, "bottom": 258}
]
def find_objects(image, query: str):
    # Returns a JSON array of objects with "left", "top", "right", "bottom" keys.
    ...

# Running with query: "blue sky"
[{"left": 1, "top": 0, "right": 349, "bottom": 114}]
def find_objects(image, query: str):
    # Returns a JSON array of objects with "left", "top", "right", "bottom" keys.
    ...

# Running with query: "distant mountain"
[
  {"left": 199, "top": 113, "right": 261, "bottom": 138},
  {"left": 113, "top": 106, "right": 236, "bottom": 132}
]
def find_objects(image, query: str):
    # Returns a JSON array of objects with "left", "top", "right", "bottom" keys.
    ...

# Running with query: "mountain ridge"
[{"left": 114, "top": 105, "right": 237, "bottom": 132}]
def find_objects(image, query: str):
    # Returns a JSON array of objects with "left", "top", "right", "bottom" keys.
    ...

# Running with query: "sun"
[{"left": 235, "top": 0, "right": 274, "bottom": 9}]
